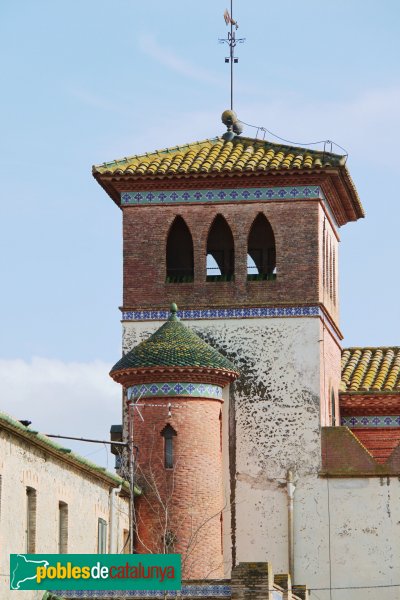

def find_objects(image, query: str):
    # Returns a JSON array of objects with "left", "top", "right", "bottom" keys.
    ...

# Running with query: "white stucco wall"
[
  {"left": 0, "top": 426, "right": 129, "bottom": 600},
  {"left": 123, "top": 317, "right": 400, "bottom": 600}
]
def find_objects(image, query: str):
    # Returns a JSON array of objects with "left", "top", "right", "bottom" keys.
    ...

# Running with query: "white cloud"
[{"left": 0, "top": 357, "right": 121, "bottom": 470}]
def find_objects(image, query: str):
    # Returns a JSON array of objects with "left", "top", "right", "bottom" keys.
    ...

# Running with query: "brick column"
[{"left": 231, "top": 562, "right": 274, "bottom": 600}]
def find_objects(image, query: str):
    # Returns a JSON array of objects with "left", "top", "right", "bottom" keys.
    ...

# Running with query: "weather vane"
[{"left": 219, "top": 1, "right": 245, "bottom": 111}]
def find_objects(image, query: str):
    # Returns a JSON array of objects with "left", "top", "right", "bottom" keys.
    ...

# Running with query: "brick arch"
[
  {"left": 165, "top": 215, "right": 194, "bottom": 283},
  {"left": 206, "top": 214, "right": 235, "bottom": 280},
  {"left": 247, "top": 212, "right": 276, "bottom": 279}
]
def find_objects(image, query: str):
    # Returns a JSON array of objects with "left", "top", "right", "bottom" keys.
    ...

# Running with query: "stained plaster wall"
[
  {"left": 122, "top": 316, "right": 321, "bottom": 576},
  {"left": 123, "top": 318, "right": 400, "bottom": 600},
  {"left": 0, "top": 429, "right": 129, "bottom": 600}
]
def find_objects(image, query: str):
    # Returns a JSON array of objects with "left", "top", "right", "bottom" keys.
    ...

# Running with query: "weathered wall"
[
  {"left": 123, "top": 316, "right": 321, "bottom": 577},
  {"left": 0, "top": 429, "right": 129, "bottom": 600},
  {"left": 123, "top": 317, "right": 400, "bottom": 600}
]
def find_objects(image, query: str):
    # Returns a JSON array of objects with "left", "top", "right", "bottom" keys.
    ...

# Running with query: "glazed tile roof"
[
  {"left": 110, "top": 307, "right": 238, "bottom": 376},
  {"left": 94, "top": 136, "right": 346, "bottom": 177},
  {"left": 341, "top": 347, "right": 400, "bottom": 393}
]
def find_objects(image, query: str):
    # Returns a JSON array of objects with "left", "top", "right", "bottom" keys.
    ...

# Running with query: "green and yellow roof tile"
[
  {"left": 110, "top": 304, "right": 239, "bottom": 386},
  {"left": 341, "top": 347, "right": 400, "bottom": 394},
  {"left": 94, "top": 137, "right": 345, "bottom": 178}
]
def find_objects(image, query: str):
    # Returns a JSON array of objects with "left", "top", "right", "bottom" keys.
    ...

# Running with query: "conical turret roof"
[{"left": 110, "top": 304, "right": 239, "bottom": 382}]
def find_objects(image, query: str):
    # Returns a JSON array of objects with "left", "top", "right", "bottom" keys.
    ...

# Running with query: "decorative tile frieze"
[
  {"left": 126, "top": 382, "right": 223, "bottom": 400},
  {"left": 122, "top": 306, "right": 321, "bottom": 322},
  {"left": 121, "top": 186, "right": 323, "bottom": 206},
  {"left": 55, "top": 584, "right": 231, "bottom": 598},
  {"left": 342, "top": 415, "right": 400, "bottom": 428}
]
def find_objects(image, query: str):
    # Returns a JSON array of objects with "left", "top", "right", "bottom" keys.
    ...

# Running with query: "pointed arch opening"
[
  {"left": 166, "top": 216, "right": 194, "bottom": 283},
  {"left": 331, "top": 388, "right": 336, "bottom": 426},
  {"left": 247, "top": 214, "right": 276, "bottom": 281},
  {"left": 161, "top": 424, "right": 177, "bottom": 469},
  {"left": 206, "top": 215, "right": 234, "bottom": 281}
]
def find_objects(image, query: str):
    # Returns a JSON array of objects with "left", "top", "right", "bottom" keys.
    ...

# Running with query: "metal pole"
[
  {"left": 287, "top": 470, "right": 296, "bottom": 580},
  {"left": 230, "top": 0, "right": 233, "bottom": 110},
  {"left": 128, "top": 401, "right": 135, "bottom": 554}
]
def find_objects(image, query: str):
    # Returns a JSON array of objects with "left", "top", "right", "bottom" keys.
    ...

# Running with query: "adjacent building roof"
[
  {"left": 110, "top": 305, "right": 238, "bottom": 380},
  {"left": 341, "top": 347, "right": 400, "bottom": 394},
  {"left": 351, "top": 428, "right": 400, "bottom": 464},
  {"left": 0, "top": 411, "right": 140, "bottom": 494}
]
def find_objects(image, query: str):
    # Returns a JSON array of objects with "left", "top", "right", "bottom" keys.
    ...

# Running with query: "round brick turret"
[{"left": 110, "top": 304, "right": 239, "bottom": 579}]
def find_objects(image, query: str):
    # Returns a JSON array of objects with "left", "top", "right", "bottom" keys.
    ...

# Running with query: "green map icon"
[{"left": 10, "top": 554, "right": 49, "bottom": 590}]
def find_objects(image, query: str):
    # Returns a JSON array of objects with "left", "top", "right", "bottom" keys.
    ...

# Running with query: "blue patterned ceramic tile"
[
  {"left": 122, "top": 306, "right": 323, "bottom": 322},
  {"left": 342, "top": 415, "right": 400, "bottom": 428},
  {"left": 54, "top": 584, "right": 231, "bottom": 598},
  {"left": 120, "top": 186, "right": 323, "bottom": 206},
  {"left": 127, "top": 382, "right": 223, "bottom": 400}
]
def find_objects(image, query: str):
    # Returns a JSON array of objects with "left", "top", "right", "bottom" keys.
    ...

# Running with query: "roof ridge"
[
  {"left": 0, "top": 410, "right": 130, "bottom": 489},
  {"left": 93, "top": 135, "right": 347, "bottom": 171},
  {"left": 343, "top": 346, "right": 400, "bottom": 351},
  {"left": 93, "top": 137, "right": 221, "bottom": 169}
]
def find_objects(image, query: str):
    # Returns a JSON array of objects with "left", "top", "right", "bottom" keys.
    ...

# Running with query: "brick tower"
[
  {"left": 94, "top": 111, "right": 365, "bottom": 588},
  {"left": 110, "top": 303, "right": 239, "bottom": 579}
]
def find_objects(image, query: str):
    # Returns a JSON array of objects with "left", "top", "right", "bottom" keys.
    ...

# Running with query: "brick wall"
[
  {"left": 132, "top": 396, "right": 224, "bottom": 579},
  {"left": 123, "top": 201, "right": 321, "bottom": 309}
]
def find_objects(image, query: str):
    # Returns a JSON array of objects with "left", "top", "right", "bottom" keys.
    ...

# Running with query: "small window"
[
  {"left": 26, "top": 487, "right": 37, "bottom": 553},
  {"left": 161, "top": 424, "right": 177, "bottom": 469},
  {"left": 123, "top": 529, "right": 130, "bottom": 554},
  {"left": 59, "top": 502, "right": 68, "bottom": 554},
  {"left": 98, "top": 518, "right": 107, "bottom": 553}
]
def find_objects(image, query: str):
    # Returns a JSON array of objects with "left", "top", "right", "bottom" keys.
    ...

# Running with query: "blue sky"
[{"left": 1, "top": 1, "right": 399, "bottom": 465}]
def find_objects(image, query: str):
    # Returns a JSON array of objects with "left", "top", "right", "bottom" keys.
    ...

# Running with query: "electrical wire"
[{"left": 239, "top": 120, "right": 349, "bottom": 159}]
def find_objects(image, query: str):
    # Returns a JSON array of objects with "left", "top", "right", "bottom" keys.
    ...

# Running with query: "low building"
[{"left": 0, "top": 411, "right": 131, "bottom": 600}]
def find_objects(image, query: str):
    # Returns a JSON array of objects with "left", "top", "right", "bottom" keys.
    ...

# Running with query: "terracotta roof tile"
[
  {"left": 93, "top": 136, "right": 346, "bottom": 178},
  {"left": 341, "top": 347, "right": 400, "bottom": 393},
  {"left": 350, "top": 428, "right": 400, "bottom": 463}
]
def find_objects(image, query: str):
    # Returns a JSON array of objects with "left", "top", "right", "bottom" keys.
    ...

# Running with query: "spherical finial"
[
  {"left": 232, "top": 120, "right": 244, "bottom": 135},
  {"left": 221, "top": 109, "right": 237, "bottom": 128},
  {"left": 168, "top": 302, "right": 180, "bottom": 320}
]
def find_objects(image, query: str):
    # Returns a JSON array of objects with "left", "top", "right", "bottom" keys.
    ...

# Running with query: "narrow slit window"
[
  {"left": 161, "top": 424, "right": 177, "bottom": 469},
  {"left": 26, "top": 487, "right": 37, "bottom": 554},
  {"left": 331, "top": 389, "right": 336, "bottom": 426},
  {"left": 59, "top": 501, "right": 68, "bottom": 554}
]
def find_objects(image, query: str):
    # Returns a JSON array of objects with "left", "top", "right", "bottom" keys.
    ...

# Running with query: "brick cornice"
[
  {"left": 340, "top": 393, "right": 400, "bottom": 415},
  {"left": 95, "top": 168, "right": 363, "bottom": 226},
  {"left": 110, "top": 365, "right": 238, "bottom": 387}
]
